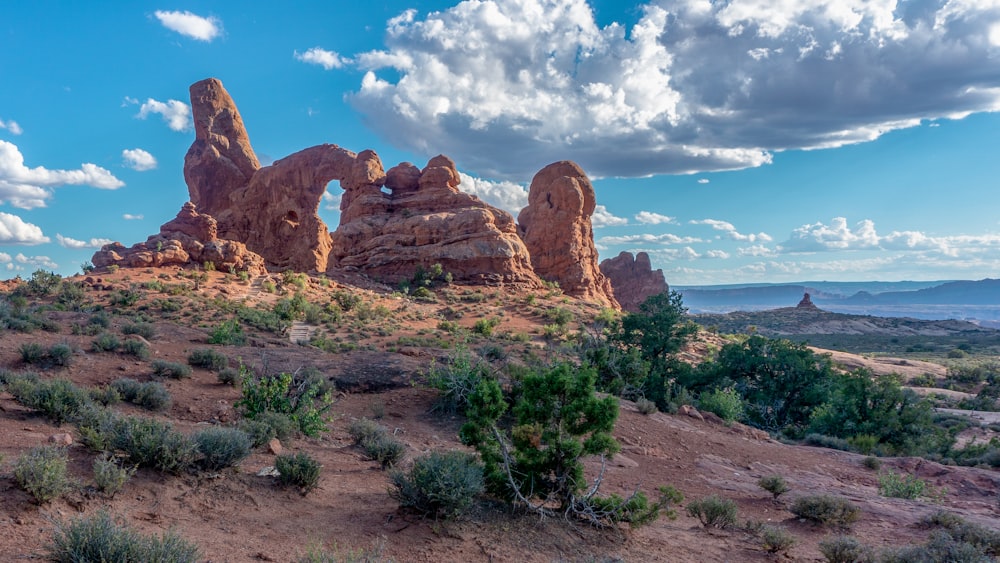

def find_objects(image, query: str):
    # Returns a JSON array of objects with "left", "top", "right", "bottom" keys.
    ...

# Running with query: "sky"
[{"left": 2, "top": 0, "right": 1000, "bottom": 285}]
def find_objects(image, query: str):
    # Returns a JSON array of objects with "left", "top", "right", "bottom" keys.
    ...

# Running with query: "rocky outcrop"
[
  {"left": 518, "top": 161, "right": 617, "bottom": 306},
  {"left": 599, "top": 251, "right": 668, "bottom": 312},
  {"left": 330, "top": 155, "right": 539, "bottom": 285},
  {"left": 797, "top": 292, "right": 819, "bottom": 310},
  {"left": 92, "top": 202, "right": 266, "bottom": 274}
]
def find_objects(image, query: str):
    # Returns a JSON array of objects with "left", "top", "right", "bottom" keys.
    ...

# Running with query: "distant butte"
[
  {"left": 599, "top": 251, "right": 669, "bottom": 312},
  {"left": 94, "top": 78, "right": 641, "bottom": 309}
]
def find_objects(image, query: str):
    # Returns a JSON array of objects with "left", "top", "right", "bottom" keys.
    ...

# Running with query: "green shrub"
[
  {"left": 878, "top": 470, "right": 932, "bottom": 500},
  {"left": 758, "top": 525, "right": 796, "bottom": 554},
  {"left": 188, "top": 348, "right": 229, "bottom": 371},
  {"left": 88, "top": 386, "right": 121, "bottom": 407},
  {"left": 7, "top": 376, "right": 93, "bottom": 425},
  {"left": 237, "top": 419, "right": 276, "bottom": 448},
  {"left": 276, "top": 452, "right": 322, "bottom": 493},
  {"left": 923, "top": 511, "right": 1000, "bottom": 556},
  {"left": 14, "top": 446, "right": 71, "bottom": 503},
  {"left": 818, "top": 536, "right": 876, "bottom": 563},
  {"left": 121, "top": 322, "right": 156, "bottom": 339},
  {"left": 48, "top": 343, "right": 73, "bottom": 367},
  {"left": 362, "top": 432, "right": 406, "bottom": 469},
  {"left": 471, "top": 317, "right": 500, "bottom": 337},
  {"left": 236, "top": 369, "right": 332, "bottom": 437},
  {"left": 109, "top": 378, "right": 171, "bottom": 412},
  {"left": 636, "top": 397, "right": 658, "bottom": 415},
  {"left": 847, "top": 433, "right": 879, "bottom": 455},
  {"left": 19, "top": 342, "right": 46, "bottom": 364},
  {"left": 427, "top": 347, "right": 492, "bottom": 414},
  {"left": 208, "top": 319, "right": 247, "bottom": 345},
  {"left": 152, "top": 359, "right": 192, "bottom": 379},
  {"left": 698, "top": 388, "right": 744, "bottom": 423},
  {"left": 92, "top": 332, "right": 121, "bottom": 352},
  {"left": 256, "top": 411, "right": 299, "bottom": 442},
  {"left": 48, "top": 510, "right": 200, "bottom": 563},
  {"left": 121, "top": 339, "right": 150, "bottom": 360},
  {"left": 217, "top": 367, "right": 239, "bottom": 385},
  {"left": 348, "top": 418, "right": 382, "bottom": 445},
  {"left": 883, "top": 530, "right": 994, "bottom": 562},
  {"left": 194, "top": 426, "right": 252, "bottom": 470},
  {"left": 863, "top": 456, "right": 882, "bottom": 470},
  {"left": 758, "top": 474, "right": 790, "bottom": 500},
  {"left": 92, "top": 454, "right": 135, "bottom": 497},
  {"left": 389, "top": 451, "right": 483, "bottom": 519},
  {"left": 686, "top": 495, "right": 738, "bottom": 528},
  {"left": 804, "top": 433, "right": 852, "bottom": 452},
  {"left": 109, "top": 416, "right": 197, "bottom": 474},
  {"left": 789, "top": 495, "right": 861, "bottom": 527}
]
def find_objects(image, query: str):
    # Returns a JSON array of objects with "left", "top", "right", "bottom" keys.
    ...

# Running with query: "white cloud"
[
  {"left": 56, "top": 234, "right": 113, "bottom": 249},
  {"left": 634, "top": 211, "right": 675, "bottom": 225},
  {"left": 779, "top": 217, "right": 880, "bottom": 253},
  {"left": 322, "top": 190, "right": 342, "bottom": 211},
  {"left": 0, "top": 212, "right": 49, "bottom": 244},
  {"left": 15, "top": 252, "right": 57, "bottom": 270},
  {"left": 295, "top": 47, "right": 345, "bottom": 70},
  {"left": 346, "top": 0, "right": 1000, "bottom": 178},
  {"left": 0, "top": 140, "right": 124, "bottom": 209},
  {"left": 457, "top": 172, "right": 528, "bottom": 216},
  {"left": 121, "top": 148, "right": 157, "bottom": 171},
  {"left": 704, "top": 249, "right": 730, "bottom": 259},
  {"left": 697, "top": 178, "right": 709, "bottom": 184},
  {"left": 738, "top": 244, "right": 777, "bottom": 257},
  {"left": 598, "top": 233, "right": 703, "bottom": 246},
  {"left": 592, "top": 205, "right": 628, "bottom": 227},
  {"left": 691, "top": 218, "right": 772, "bottom": 242},
  {"left": 0, "top": 119, "right": 22, "bottom": 135},
  {"left": 122, "top": 213, "right": 144, "bottom": 220},
  {"left": 154, "top": 10, "right": 221, "bottom": 42},
  {"left": 136, "top": 98, "right": 192, "bottom": 132}
]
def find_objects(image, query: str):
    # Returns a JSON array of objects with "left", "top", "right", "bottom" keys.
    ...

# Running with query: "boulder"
[
  {"left": 329, "top": 155, "right": 539, "bottom": 285},
  {"left": 600, "top": 251, "right": 669, "bottom": 312},
  {"left": 518, "top": 161, "right": 617, "bottom": 306}
]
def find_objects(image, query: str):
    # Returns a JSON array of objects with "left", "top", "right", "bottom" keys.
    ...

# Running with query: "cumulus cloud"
[
  {"left": 592, "top": 205, "right": 628, "bottom": 227},
  {"left": 15, "top": 252, "right": 57, "bottom": 270},
  {"left": 56, "top": 234, "right": 113, "bottom": 249},
  {"left": 458, "top": 172, "right": 528, "bottom": 216},
  {"left": 0, "top": 119, "right": 22, "bottom": 135},
  {"left": 691, "top": 219, "right": 772, "bottom": 243},
  {"left": 347, "top": 0, "right": 1000, "bottom": 178},
  {"left": 0, "top": 140, "right": 124, "bottom": 209},
  {"left": 0, "top": 212, "right": 49, "bottom": 244},
  {"left": 779, "top": 217, "right": 880, "bottom": 253},
  {"left": 295, "top": 47, "right": 345, "bottom": 70},
  {"left": 738, "top": 244, "right": 777, "bottom": 257},
  {"left": 136, "top": 99, "right": 192, "bottom": 132},
  {"left": 154, "top": 10, "right": 221, "bottom": 41},
  {"left": 697, "top": 179, "right": 710, "bottom": 184},
  {"left": 322, "top": 190, "right": 342, "bottom": 211},
  {"left": 634, "top": 211, "right": 675, "bottom": 225},
  {"left": 121, "top": 148, "right": 157, "bottom": 171},
  {"left": 598, "top": 233, "right": 703, "bottom": 246},
  {"left": 122, "top": 213, "right": 144, "bottom": 220}
]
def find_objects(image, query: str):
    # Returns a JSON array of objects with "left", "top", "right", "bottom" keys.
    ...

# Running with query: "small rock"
[
  {"left": 678, "top": 405, "right": 704, "bottom": 421},
  {"left": 256, "top": 466, "right": 280, "bottom": 477},
  {"left": 267, "top": 438, "right": 282, "bottom": 455},
  {"left": 48, "top": 433, "right": 73, "bottom": 446}
]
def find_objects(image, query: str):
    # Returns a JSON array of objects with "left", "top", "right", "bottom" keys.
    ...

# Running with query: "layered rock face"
[
  {"left": 93, "top": 202, "right": 266, "bottom": 274},
  {"left": 599, "top": 251, "right": 669, "bottom": 312},
  {"left": 330, "top": 155, "right": 538, "bottom": 285},
  {"left": 518, "top": 161, "right": 617, "bottom": 306}
]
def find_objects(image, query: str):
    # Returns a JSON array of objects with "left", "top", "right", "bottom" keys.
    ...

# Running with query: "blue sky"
[{"left": 2, "top": 0, "right": 999, "bottom": 285}]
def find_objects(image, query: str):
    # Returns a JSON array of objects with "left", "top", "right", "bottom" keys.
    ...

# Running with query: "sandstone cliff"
[
  {"left": 599, "top": 251, "right": 669, "bottom": 312},
  {"left": 518, "top": 162, "right": 617, "bottom": 307}
]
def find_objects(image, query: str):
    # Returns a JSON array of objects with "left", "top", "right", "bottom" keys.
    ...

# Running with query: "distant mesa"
[
  {"left": 94, "top": 78, "right": 628, "bottom": 307},
  {"left": 796, "top": 292, "right": 820, "bottom": 310},
  {"left": 599, "top": 251, "right": 668, "bottom": 312}
]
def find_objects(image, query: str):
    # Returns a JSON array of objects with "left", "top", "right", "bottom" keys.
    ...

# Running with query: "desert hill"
[{"left": 0, "top": 269, "right": 998, "bottom": 561}]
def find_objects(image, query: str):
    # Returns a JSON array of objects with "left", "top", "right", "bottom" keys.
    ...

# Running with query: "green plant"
[
  {"left": 698, "top": 388, "right": 744, "bottom": 423},
  {"left": 758, "top": 524, "right": 796, "bottom": 554},
  {"left": 14, "top": 446, "right": 71, "bottom": 503},
  {"left": 92, "top": 454, "right": 135, "bottom": 497},
  {"left": 121, "top": 322, "right": 156, "bottom": 339},
  {"left": 19, "top": 342, "right": 46, "bottom": 364},
  {"left": 863, "top": 456, "right": 882, "bottom": 470},
  {"left": 923, "top": 511, "right": 1000, "bottom": 556},
  {"left": 194, "top": 426, "right": 252, "bottom": 470},
  {"left": 758, "top": 474, "right": 790, "bottom": 500},
  {"left": 275, "top": 452, "right": 322, "bottom": 493},
  {"left": 236, "top": 368, "right": 332, "bottom": 437},
  {"left": 686, "top": 495, "right": 738, "bottom": 528},
  {"left": 426, "top": 346, "right": 492, "bottom": 414},
  {"left": 188, "top": 348, "right": 229, "bottom": 371},
  {"left": 878, "top": 470, "right": 934, "bottom": 500},
  {"left": 389, "top": 450, "right": 484, "bottom": 519},
  {"left": 108, "top": 415, "right": 197, "bottom": 474},
  {"left": 636, "top": 397, "right": 658, "bottom": 415},
  {"left": 471, "top": 317, "right": 500, "bottom": 337},
  {"left": 217, "top": 367, "right": 239, "bottom": 385},
  {"left": 7, "top": 375, "right": 94, "bottom": 425},
  {"left": 847, "top": 433, "right": 879, "bottom": 455},
  {"left": 789, "top": 495, "right": 861, "bottom": 527},
  {"left": 121, "top": 339, "right": 151, "bottom": 360},
  {"left": 209, "top": 319, "right": 247, "bottom": 345},
  {"left": 818, "top": 536, "right": 875, "bottom": 563},
  {"left": 48, "top": 510, "right": 200, "bottom": 563},
  {"left": 92, "top": 332, "right": 121, "bottom": 352},
  {"left": 110, "top": 378, "right": 171, "bottom": 411},
  {"left": 48, "top": 343, "right": 73, "bottom": 367},
  {"left": 152, "top": 359, "right": 192, "bottom": 379},
  {"left": 296, "top": 538, "right": 392, "bottom": 563}
]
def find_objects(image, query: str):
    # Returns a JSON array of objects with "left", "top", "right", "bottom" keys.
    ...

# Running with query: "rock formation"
[
  {"left": 330, "top": 155, "right": 538, "bottom": 285},
  {"left": 796, "top": 292, "right": 819, "bottom": 310},
  {"left": 599, "top": 251, "right": 669, "bottom": 312},
  {"left": 93, "top": 202, "right": 266, "bottom": 274},
  {"left": 518, "top": 161, "right": 617, "bottom": 306}
]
